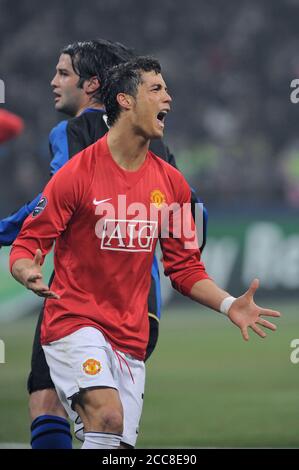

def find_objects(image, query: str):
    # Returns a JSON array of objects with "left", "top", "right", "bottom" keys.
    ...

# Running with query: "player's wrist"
[{"left": 219, "top": 296, "right": 236, "bottom": 316}]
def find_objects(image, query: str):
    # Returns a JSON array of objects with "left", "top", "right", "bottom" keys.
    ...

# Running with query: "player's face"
[
  {"left": 131, "top": 71, "right": 172, "bottom": 139},
  {"left": 51, "top": 54, "right": 88, "bottom": 117}
]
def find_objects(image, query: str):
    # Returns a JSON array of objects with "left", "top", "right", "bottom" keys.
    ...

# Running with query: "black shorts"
[
  {"left": 145, "top": 273, "right": 160, "bottom": 361},
  {"left": 27, "top": 304, "right": 54, "bottom": 394},
  {"left": 27, "top": 277, "right": 160, "bottom": 394}
]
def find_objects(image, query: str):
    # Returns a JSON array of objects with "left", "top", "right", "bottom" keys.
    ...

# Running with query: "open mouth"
[
  {"left": 156, "top": 110, "right": 168, "bottom": 128},
  {"left": 157, "top": 111, "right": 167, "bottom": 122}
]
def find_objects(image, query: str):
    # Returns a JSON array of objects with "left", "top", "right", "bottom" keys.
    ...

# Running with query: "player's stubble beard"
[
  {"left": 55, "top": 85, "right": 85, "bottom": 118},
  {"left": 132, "top": 114, "right": 164, "bottom": 141},
  {"left": 55, "top": 98, "right": 79, "bottom": 118}
]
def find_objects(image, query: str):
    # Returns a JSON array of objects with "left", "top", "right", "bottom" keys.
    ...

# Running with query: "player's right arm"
[{"left": 10, "top": 153, "right": 88, "bottom": 298}]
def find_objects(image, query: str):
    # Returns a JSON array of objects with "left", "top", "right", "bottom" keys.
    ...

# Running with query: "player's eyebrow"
[
  {"left": 150, "top": 83, "right": 168, "bottom": 92},
  {"left": 56, "top": 67, "right": 70, "bottom": 74}
]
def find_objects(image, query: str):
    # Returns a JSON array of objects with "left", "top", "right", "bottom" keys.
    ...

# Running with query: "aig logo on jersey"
[{"left": 101, "top": 219, "right": 157, "bottom": 252}]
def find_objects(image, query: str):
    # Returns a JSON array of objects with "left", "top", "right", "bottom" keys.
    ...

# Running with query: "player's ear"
[
  {"left": 116, "top": 93, "right": 133, "bottom": 111},
  {"left": 84, "top": 76, "right": 100, "bottom": 94}
]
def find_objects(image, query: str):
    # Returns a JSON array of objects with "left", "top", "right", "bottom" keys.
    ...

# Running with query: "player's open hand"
[
  {"left": 227, "top": 278, "right": 280, "bottom": 341},
  {"left": 23, "top": 249, "right": 60, "bottom": 299}
]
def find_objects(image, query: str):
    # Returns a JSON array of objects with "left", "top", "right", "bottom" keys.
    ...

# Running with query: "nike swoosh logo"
[{"left": 93, "top": 197, "right": 112, "bottom": 205}]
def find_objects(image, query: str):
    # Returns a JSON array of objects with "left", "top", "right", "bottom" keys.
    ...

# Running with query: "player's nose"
[
  {"left": 50, "top": 74, "right": 58, "bottom": 88},
  {"left": 164, "top": 91, "right": 172, "bottom": 105}
]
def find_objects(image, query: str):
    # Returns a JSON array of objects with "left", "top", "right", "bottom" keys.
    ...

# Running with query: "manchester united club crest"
[
  {"left": 82, "top": 358, "right": 102, "bottom": 375},
  {"left": 150, "top": 189, "right": 166, "bottom": 208}
]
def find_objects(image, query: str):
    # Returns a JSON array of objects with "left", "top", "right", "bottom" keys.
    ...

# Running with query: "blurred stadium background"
[{"left": 0, "top": 0, "right": 299, "bottom": 448}]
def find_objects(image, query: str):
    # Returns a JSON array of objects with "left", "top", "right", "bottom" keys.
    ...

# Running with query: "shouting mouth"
[{"left": 157, "top": 110, "right": 168, "bottom": 129}]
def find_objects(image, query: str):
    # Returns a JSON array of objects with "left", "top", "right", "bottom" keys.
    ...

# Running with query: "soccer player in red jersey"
[
  {"left": 1, "top": 40, "right": 207, "bottom": 449},
  {"left": 10, "top": 57, "right": 280, "bottom": 449}
]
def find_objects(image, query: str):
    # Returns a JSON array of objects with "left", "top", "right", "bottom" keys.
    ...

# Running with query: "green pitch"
[{"left": 0, "top": 300, "right": 298, "bottom": 448}]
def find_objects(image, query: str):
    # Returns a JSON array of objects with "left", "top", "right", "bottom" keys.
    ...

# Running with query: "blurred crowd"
[{"left": 1, "top": 0, "right": 299, "bottom": 214}]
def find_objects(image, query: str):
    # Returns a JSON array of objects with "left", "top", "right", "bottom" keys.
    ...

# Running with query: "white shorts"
[{"left": 42, "top": 327, "right": 145, "bottom": 447}]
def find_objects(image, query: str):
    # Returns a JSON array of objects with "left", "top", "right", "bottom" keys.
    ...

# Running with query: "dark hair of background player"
[{"left": 61, "top": 39, "right": 135, "bottom": 104}]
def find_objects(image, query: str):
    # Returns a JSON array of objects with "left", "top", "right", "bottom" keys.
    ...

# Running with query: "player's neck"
[
  {"left": 107, "top": 125, "right": 149, "bottom": 172},
  {"left": 75, "top": 101, "right": 104, "bottom": 117}
]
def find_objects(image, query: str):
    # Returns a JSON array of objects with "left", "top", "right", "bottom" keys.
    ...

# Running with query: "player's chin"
[
  {"left": 54, "top": 100, "right": 66, "bottom": 112},
  {"left": 149, "top": 127, "right": 164, "bottom": 139},
  {"left": 54, "top": 101, "right": 62, "bottom": 111}
]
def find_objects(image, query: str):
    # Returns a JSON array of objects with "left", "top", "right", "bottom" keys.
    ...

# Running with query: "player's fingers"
[
  {"left": 256, "top": 318, "right": 277, "bottom": 331},
  {"left": 250, "top": 324, "right": 266, "bottom": 338},
  {"left": 27, "top": 282, "right": 51, "bottom": 293},
  {"left": 48, "top": 291, "right": 60, "bottom": 299},
  {"left": 33, "top": 249, "right": 43, "bottom": 266},
  {"left": 259, "top": 309, "right": 281, "bottom": 318},
  {"left": 43, "top": 293, "right": 60, "bottom": 299},
  {"left": 33, "top": 289, "right": 48, "bottom": 297},
  {"left": 241, "top": 326, "right": 249, "bottom": 341},
  {"left": 245, "top": 278, "right": 259, "bottom": 299},
  {"left": 34, "top": 291, "right": 47, "bottom": 297},
  {"left": 34, "top": 289, "right": 60, "bottom": 299},
  {"left": 27, "top": 280, "right": 47, "bottom": 290},
  {"left": 41, "top": 288, "right": 60, "bottom": 299}
]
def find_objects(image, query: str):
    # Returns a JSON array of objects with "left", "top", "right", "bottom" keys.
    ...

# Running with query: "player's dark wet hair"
[
  {"left": 61, "top": 39, "right": 135, "bottom": 103},
  {"left": 101, "top": 56, "right": 161, "bottom": 126}
]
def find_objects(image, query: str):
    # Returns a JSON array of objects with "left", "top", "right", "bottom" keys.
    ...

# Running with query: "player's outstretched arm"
[
  {"left": 189, "top": 278, "right": 280, "bottom": 341},
  {"left": 11, "top": 249, "right": 60, "bottom": 299}
]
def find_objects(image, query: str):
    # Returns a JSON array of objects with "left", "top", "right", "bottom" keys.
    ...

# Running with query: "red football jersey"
[{"left": 10, "top": 134, "right": 209, "bottom": 359}]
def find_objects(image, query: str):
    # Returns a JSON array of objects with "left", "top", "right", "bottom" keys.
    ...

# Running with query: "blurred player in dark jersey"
[
  {"left": 0, "top": 41, "right": 207, "bottom": 448},
  {"left": 10, "top": 56, "right": 280, "bottom": 450}
]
